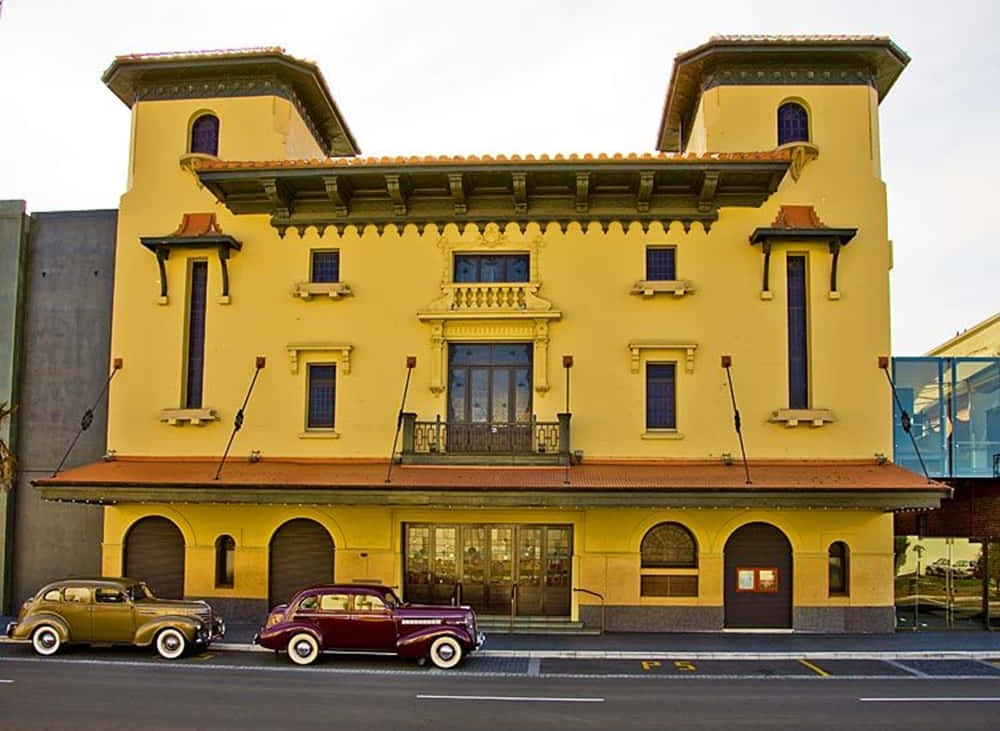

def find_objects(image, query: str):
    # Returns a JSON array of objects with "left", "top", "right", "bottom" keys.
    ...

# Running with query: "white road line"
[
  {"left": 417, "top": 694, "right": 604, "bottom": 703},
  {"left": 0, "top": 680, "right": 13, "bottom": 684},
  {"left": 884, "top": 659, "right": 928, "bottom": 678},
  {"left": 860, "top": 697, "right": 1000, "bottom": 703},
  {"left": 527, "top": 657, "right": 541, "bottom": 677}
]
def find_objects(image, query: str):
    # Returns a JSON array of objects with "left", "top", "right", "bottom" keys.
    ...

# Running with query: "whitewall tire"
[
  {"left": 31, "top": 625, "right": 62, "bottom": 656},
  {"left": 287, "top": 632, "right": 320, "bottom": 666},
  {"left": 155, "top": 628, "right": 187, "bottom": 660},
  {"left": 428, "top": 636, "right": 463, "bottom": 669}
]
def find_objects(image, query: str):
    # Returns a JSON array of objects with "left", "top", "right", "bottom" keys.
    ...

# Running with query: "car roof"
[
  {"left": 37, "top": 577, "right": 139, "bottom": 592},
  {"left": 296, "top": 584, "right": 393, "bottom": 596}
]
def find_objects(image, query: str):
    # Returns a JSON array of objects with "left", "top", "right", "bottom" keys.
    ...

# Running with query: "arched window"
[
  {"left": 640, "top": 522, "right": 698, "bottom": 597},
  {"left": 828, "top": 541, "right": 848, "bottom": 595},
  {"left": 215, "top": 535, "right": 235, "bottom": 588},
  {"left": 777, "top": 102, "right": 809, "bottom": 145},
  {"left": 190, "top": 114, "right": 220, "bottom": 156}
]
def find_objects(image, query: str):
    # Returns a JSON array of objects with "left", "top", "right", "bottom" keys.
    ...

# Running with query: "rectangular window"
[
  {"left": 786, "top": 255, "right": 808, "bottom": 409},
  {"left": 311, "top": 250, "right": 340, "bottom": 283},
  {"left": 185, "top": 261, "right": 208, "bottom": 409},
  {"left": 307, "top": 364, "right": 336, "bottom": 429},
  {"left": 646, "top": 363, "right": 676, "bottom": 430},
  {"left": 645, "top": 247, "right": 676, "bottom": 281},
  {"left": 453, "top": 254, "right": 529, "bottom": 283},
  {"left": 640, "top": 575, "right": 698, "bottom": 597}
]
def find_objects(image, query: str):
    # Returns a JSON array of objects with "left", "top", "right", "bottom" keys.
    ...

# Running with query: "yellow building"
[
  {"left": 927, "top": 311, "right": 1000, "bottom": 358},
  {"left": 37, "top": 37, "right": 947, "bottom": 632}
]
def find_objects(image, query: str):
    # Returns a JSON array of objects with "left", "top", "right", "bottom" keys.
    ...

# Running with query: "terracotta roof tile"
[
  {"left": 192, "top": 149, "right": 791, "bottom": 172},
  {"left": 170, "top": 213, "right": 225, "bottom": 237},
  {"left": 35, "top": 458, "right": 942, "bottom": 492},
  {"left": 770, "top": 205, "right": 826, "bottom": 229}
]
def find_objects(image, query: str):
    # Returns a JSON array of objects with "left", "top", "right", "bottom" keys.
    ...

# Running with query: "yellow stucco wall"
[
  {"left": 106, "top": 84, "right": 893, "bottom": 462},
  {"left": 102, "top": 504, "right": 892, "bottom": 614}
]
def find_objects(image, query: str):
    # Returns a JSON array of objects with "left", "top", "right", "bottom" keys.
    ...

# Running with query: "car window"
[
  {"left": 63, "top": 587, "right": 91, "bottom": 604},
  {"left": 298, "top": 595, "right": 319, "bottom": 611},
  {"left": 354, "top": 594, "right": 386, "bottom": 613},
  {"left": 95, "top": 588, "right": 127, "bottom": 604},
  {"left": 318, "top": 594, "right": 350, "bottom": 612},
  {"left": 42, "top": 589, "right": 61, "bottom": 602}
]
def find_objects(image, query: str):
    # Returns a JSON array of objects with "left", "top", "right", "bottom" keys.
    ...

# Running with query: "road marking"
[
  {"left": 195, "top": 653, "right": 216, "bottom": 662},
  {"left": 860, "top": 697, "right": 1000, "bottom": 703},
  {"left": 0, "top": 680, "right": 13, "bottom": 684},
  {"left": 417, "top": 694, "right": 604, "bottom": 703},
  {"left": 674, "top": 661, "right": 696, "bottom": 673},
  {"left": 884, "top": 659, "right": 927, "bottom": 677},
  {"left": 527, "top": 658, "right": 540, "bottom": 677},
  {"left": 797, "top": 659, "right": 830, "bottom": 677},
  {"left": 641, "top": 661, "right": 661, "bottom": 671}
]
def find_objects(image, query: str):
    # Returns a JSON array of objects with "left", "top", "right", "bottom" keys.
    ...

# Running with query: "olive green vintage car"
[{"left": 5, "top": 578, "right": 225, "bottom": 659}]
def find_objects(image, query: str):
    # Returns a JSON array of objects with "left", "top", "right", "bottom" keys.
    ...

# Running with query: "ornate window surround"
[{"left": 417, "top": 225, "right": 561, "bottom": 394}]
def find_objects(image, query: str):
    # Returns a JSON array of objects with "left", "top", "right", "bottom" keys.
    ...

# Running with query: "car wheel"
[
  {"left": 155, "top": 628, "right": 187, "bottom": 660},
  {"left": 31, "top": 625, "right": 62, "bottom": 656},
  {"left": 428, "top": 636, "right": 463, "bottom": 669},
  {"left": 287, "top": 632, "right": 320, "bottom": 666}
]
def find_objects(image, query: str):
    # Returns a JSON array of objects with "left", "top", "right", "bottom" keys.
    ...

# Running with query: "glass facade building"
[{"left": 892, "top": 357, "right": 1000, "bottom": 478}]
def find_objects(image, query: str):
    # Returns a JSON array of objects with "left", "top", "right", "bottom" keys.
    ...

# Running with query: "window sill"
[
  {"left": 769, "top": 408, "right": 836, "bottom": 427},
  {"left": 630, "top": 280, "right": 696, "bottom": 298},
  {"left": 160, "top": 408, "right": 218, "bottom": 426},
  {"left": 641, "top": 430, "right": 685, "bottom": 440},
  {"left": 293, "top": 282, "right": 353, "bottom": 300},
  {"left": 298, "top": 430, "right": 340, "bottom": 439}
]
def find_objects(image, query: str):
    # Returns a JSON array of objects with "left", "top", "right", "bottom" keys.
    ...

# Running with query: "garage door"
[
  {"left": 123, "top": 516, "right": 185, "bottom": 599},
  {"left": 268, "top": 519, "right": 335, "bottom": 609},
  {"left": 724, "top": 522, "right": 793, "bottom": 629}
]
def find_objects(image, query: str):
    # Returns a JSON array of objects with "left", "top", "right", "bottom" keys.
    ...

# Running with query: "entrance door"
[
  {"left": 268, "top": 519, "right": 335, "bottom": 609},
  {"left": 124, "top": 517, "right": 185, "bottom": 599},
  {"left": 447, "top": 344, "right": 532, "bottom": 452},
  {"left": 403, "top": 523, "right": 571, "bottom": 616},
  {"left": 724, "top": 522, "right": 793, "bottom": 629}
]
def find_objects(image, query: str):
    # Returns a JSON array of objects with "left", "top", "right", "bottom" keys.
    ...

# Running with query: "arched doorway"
[
  {"left": 268, "top": 519, "right": 335, "bottom": 609},
  {"left": 724, "top": 522, "right": 793, "bottom": 629},
  {"left": 124, "top": 516, "right": 185, "bottom": 599}
]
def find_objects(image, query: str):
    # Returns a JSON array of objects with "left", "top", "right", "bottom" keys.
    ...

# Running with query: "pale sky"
[{"left": 1, "top": 0, "right": 996, "bottom": 354}]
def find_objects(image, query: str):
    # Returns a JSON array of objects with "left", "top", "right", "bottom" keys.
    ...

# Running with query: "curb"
[{"left": 4, "top": 637, "right": 998, "bottom": 661}]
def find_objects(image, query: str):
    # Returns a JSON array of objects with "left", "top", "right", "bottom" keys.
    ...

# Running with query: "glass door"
[
  {"left": 487, "top": 526, "right": 514, "bottom": 614},
  {"left": 516, "top": 527, "right": 544, "bottom": 615},
  {"left": 544, "top": 527, "right": 572, "bottom": 616},
  {"left": 460, "top": 526, "right": 486, "bottom": 609},
  {"left": 431, "top": 527, "right": 457, "bottom": 604}
]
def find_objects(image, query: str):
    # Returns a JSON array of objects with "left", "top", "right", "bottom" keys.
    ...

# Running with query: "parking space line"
[
  {"left": 884, "top": 660, "right": 927, "bottom": 677},
  {"left": 527, "top": 658, "right": 540, "bottom": 677},
  {"left": 0, "top": 680, "right": 13, "bottom": 684},
  {"left": 797, "top": 659, "right": 829, "bottom": 677},
  {"left": 417, "top": 695, "right": 604, "bottom": 703},
  {"left": 860, "top": 697, "right": 1000, "bottom": 703}
]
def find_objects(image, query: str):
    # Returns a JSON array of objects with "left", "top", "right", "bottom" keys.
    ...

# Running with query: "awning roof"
[{"left": 34, "top": 458, "right": 947, "bottom": 510}]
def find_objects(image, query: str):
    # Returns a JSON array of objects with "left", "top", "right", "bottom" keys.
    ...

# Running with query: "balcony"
[{"left": 400, "top": 413, "right": 570, "bottom": 465}]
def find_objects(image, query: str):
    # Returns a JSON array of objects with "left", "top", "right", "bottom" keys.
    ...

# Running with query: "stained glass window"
[
  {"left": 307, "top": 365, "right": 336, "bottom": 429},
  {"left": 646, "top": 363, "right": 676, "bottom": 430},
  {"left": 778, "top": 103, "right": 809, "bottom": 145},
  {"left": 311, "top": 250, "right": 340, "bottom": 283},
  {"left": 645, "top": 247, "right": 676, "bottom": 281},
  {"left": 641, "top": 522, "right": 697, "bottom": 568},
  {"left": 190, "top": 114, "right": 220, "bottom": 156}
]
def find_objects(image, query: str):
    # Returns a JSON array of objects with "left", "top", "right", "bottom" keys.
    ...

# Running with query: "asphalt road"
[{"left": 2, "top": 646, "right": 1000, "bottom": 730}]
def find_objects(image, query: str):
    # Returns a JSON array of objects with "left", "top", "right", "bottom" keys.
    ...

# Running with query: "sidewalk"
[{"left": 217, "top": 621, "right": 1000, "bottom": 659}]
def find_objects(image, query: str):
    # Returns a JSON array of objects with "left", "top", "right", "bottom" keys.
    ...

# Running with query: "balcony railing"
[
  {"left": 439, "top": 282, "right": 547, "bottom": 312},
  {"left": 400, "top": 413, "right": 570, "bottom": 465}
]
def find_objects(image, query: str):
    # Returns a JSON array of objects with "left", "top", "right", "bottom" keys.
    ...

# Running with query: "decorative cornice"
[{"left": 195, "top": 157, "right": 790, "bottom": 236}]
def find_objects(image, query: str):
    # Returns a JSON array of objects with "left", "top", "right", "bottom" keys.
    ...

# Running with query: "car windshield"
[
  {"left": 380, "top": 587, "right": 402, "bottom": 607},
  {"left": 129, "top": 583, "right": 154, "bottom": 601}
]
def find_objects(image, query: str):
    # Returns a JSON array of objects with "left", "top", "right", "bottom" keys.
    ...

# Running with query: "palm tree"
[{"left": 0, "top": 401, "right": 14, "bottom": 491}]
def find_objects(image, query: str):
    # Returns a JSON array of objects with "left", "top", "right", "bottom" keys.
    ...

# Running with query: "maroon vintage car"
[{"left": 254, "top": 584, "right": 485, "bottom": 668}]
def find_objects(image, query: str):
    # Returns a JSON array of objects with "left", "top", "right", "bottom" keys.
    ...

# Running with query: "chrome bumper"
[
  {"left": 4, "top": 621, "right": 16, "bottom": 638},
  {"left": 474, "top": 631, "right": 486, "bottom": 650}
]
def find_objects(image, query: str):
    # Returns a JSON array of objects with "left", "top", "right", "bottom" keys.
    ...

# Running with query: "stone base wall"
[
  {"left": 581, "top": 605, "right": 895, "bottom": 633},
  {"left": 581, "top": 605, "right": 724, "bottom": 632},
  {"left": 793, "top": 606, "right": 895, "bottom": 633}
]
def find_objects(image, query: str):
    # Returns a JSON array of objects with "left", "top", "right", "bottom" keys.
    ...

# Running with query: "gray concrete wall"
[
  {"left": 0, "top": 201, "right": 30, "bottom": 612},
  {"left": 10, "top": 209, "right": 117, "bottom": 609}
]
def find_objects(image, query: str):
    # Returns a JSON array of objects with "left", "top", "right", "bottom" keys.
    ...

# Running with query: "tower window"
[
  {"left": 786, "top": 255, "right": 808, "bottom": 409},
  {"left": 777, "top": 103, "right": 809, "bottom": 145},
  {"left": 190, "top": 114, "right": 220, "bottom": 156}
]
